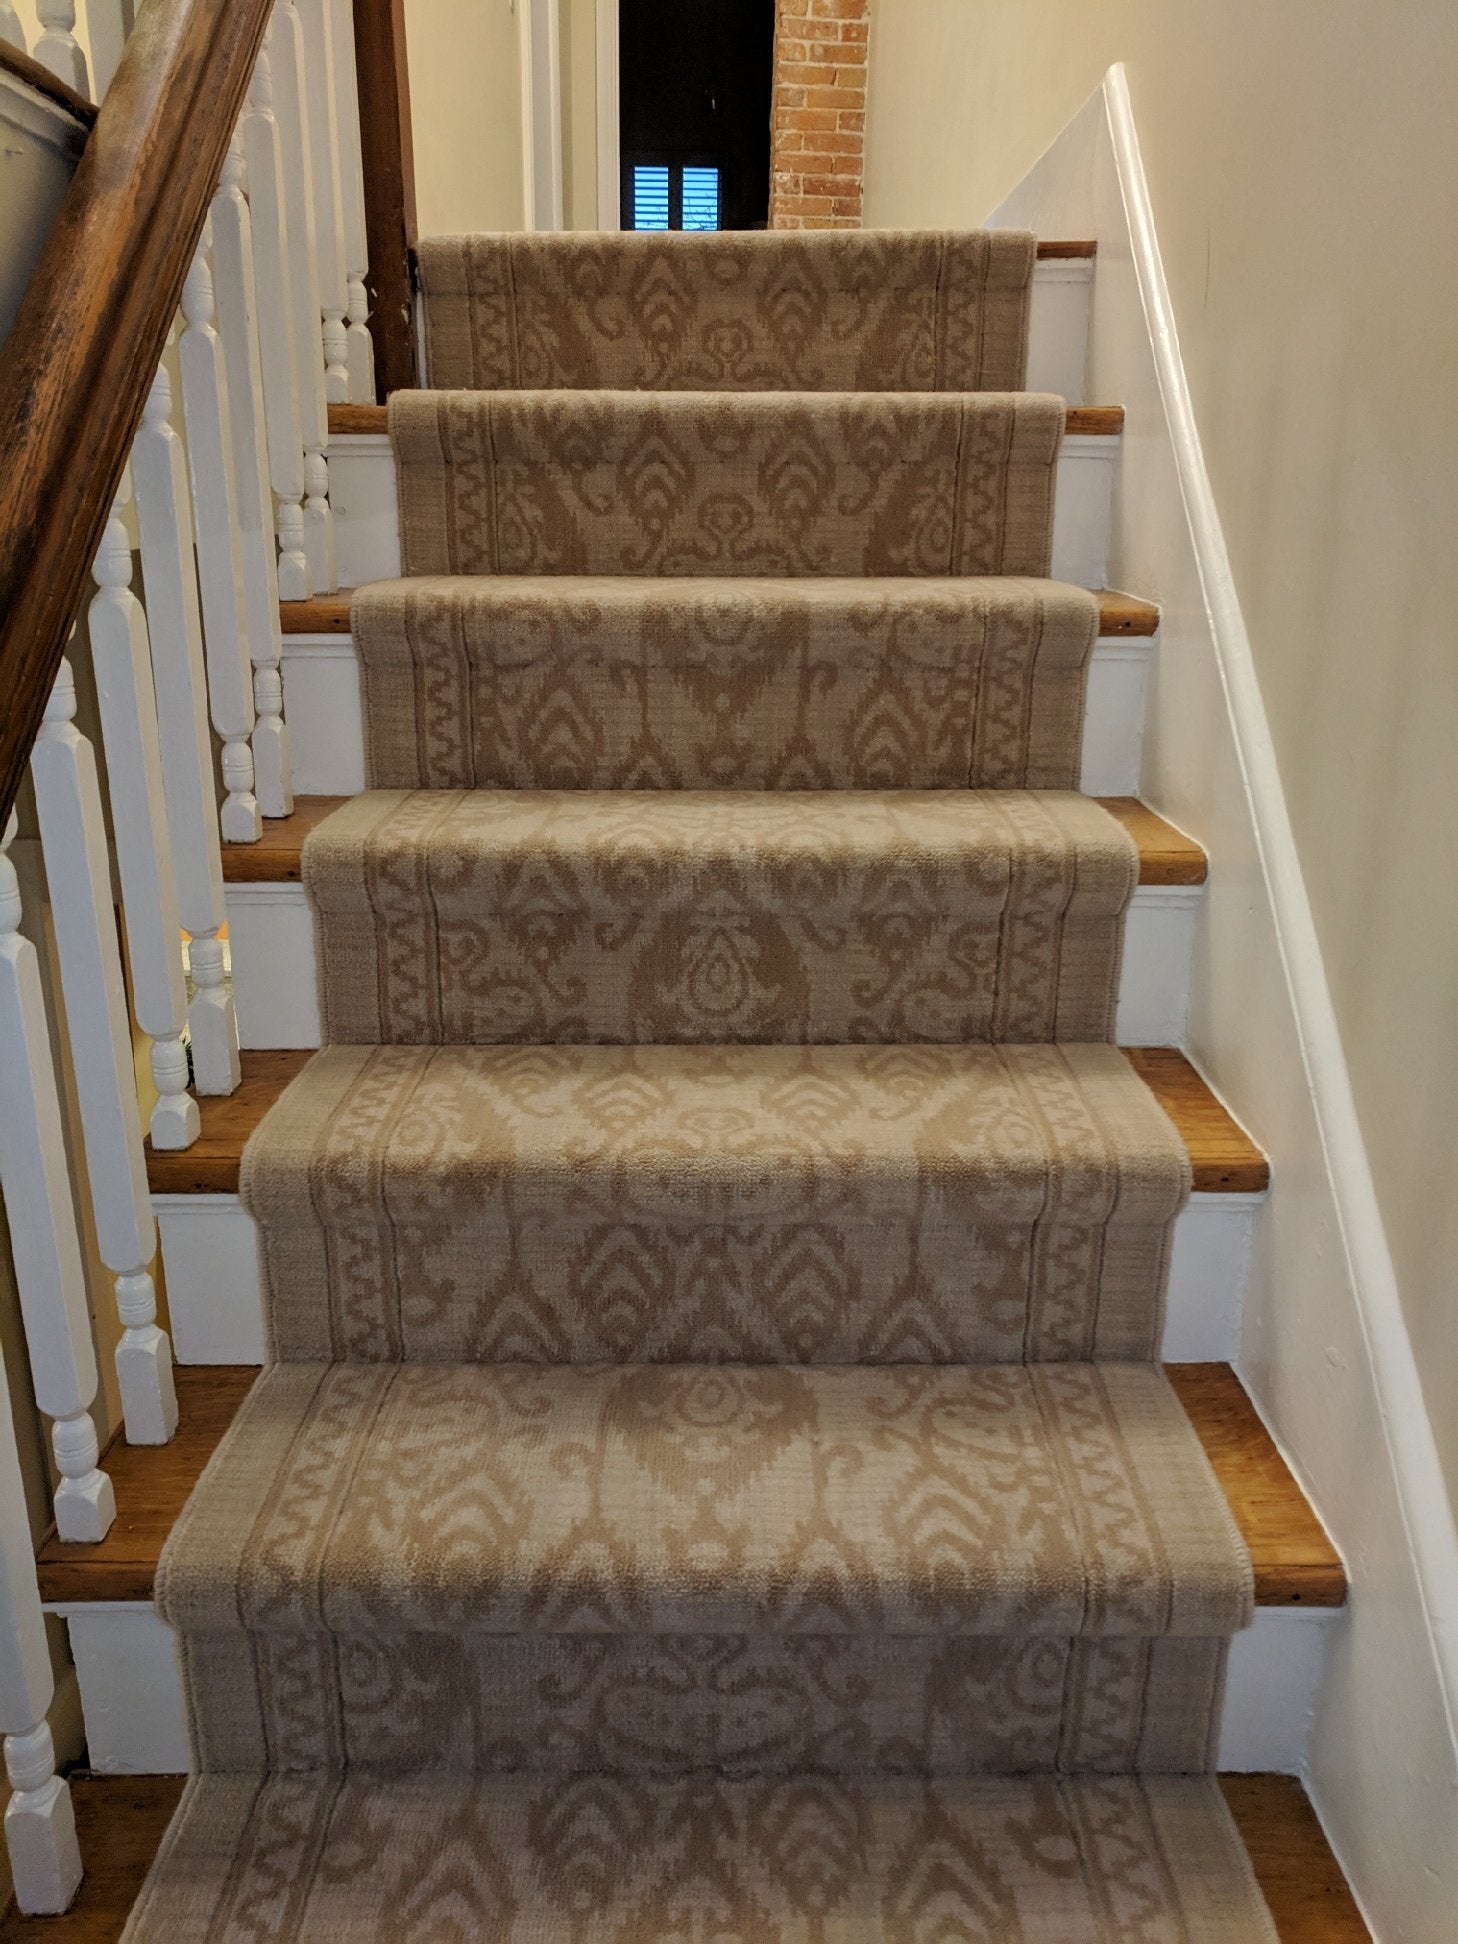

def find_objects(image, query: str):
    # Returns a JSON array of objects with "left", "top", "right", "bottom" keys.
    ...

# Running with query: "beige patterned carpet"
[{"left": 129, "top": 229, "right": 1278, "bottom": 1938}]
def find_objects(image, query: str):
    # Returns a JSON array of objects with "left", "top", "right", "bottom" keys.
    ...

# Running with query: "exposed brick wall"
[{"left": 768, "top": 0, "right": 869, "bottom": 231}]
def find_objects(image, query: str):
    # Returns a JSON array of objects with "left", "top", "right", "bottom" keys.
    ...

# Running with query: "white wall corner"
[{"left": 992, "top": 63, "right": 1458, "bottom": 1941}]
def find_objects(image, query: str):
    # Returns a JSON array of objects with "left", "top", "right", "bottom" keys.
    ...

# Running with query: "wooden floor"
[
  {"left": 218, "top": 792, "right": 1206, "bottom": 886},
  {"left": 144, "top": 1044, "right": 1267, "bottom": 1197},
  {"left": 35, "top": 1356, "right": 1341, "bottom": 1609},
  {"left": 0, "top": 1771, "right": 1367, "bottom": 1940}
]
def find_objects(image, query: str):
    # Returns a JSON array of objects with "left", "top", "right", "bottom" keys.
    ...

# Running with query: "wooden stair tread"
[
  {"left": 327, "top": 401, "right": 1126, "bottom": 437},
  {"left": 279, "top": 587, "right": 1161, "bottom": 637},
  {"left": 0, "top": 1771, "right": 1365, "bottom": 1943},
  {"left": 1036, "top": 240, "right": 1098, "bottom": 260},
  {"left": 147, "top": 1046, "right": 1263, "bottom": 1197},
  {"left": 34, "top": 1363, "right": 1340, "bottom": 1609},
  {"left": 222, "top": 795, "right": 1203, "bottom": 885}
]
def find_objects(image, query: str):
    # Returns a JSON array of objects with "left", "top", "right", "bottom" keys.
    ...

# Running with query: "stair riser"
[
  {"left": 280, "top": 631, "right": 1151, "bottom": 799},
  {"left": 47, "top": 1600, "right": 1333, "bottom": 1779},
  {"left": 150, "top": 1189, "right": 1256, "bottom": 1369},
  {"left": 224, "top": 877, "right": 1197, "bottom": 1050},
  {"left": 327, "top": 428, "right": 1118, "bottom": 593},
  {"left": 1026, "top": 256, "right": 1093, "bottom": 402}
]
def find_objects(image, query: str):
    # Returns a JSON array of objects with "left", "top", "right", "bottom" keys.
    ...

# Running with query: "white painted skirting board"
[
  {"left": 223, "top": 876, "right": 1197, "bottom": 1053},
  {"left": 282, "top": 628, "right": 1153, "bottom": 801},
  {"left": 47, "top": 1595, "right": 1326, "bottom": 1778},
  {"left": 327, "top": 430, "right": 1119, "bottom": 594},
  {"left": 152, "top": 1186, "right": 1255, "bottom": 1371},
  {"left": 988, "top": 67, "right": 1458, "bottom": 1936}
]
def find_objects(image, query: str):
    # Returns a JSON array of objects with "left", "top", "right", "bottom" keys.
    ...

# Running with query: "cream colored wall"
[
  {"left": 561, "top": 0, "right": 600, "bottom": 229},
  {"left": 864, "top": 2, "right": 1458, "bottom": 1496},
  {"left": 405, "top": 0, "right": 526, "bottom": 231}
]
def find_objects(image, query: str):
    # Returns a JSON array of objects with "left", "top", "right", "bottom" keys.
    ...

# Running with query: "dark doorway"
[{"left": 619, "top": 0, "right": 775, "bottom": 232}]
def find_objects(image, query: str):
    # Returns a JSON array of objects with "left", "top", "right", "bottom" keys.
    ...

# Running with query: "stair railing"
[{"left": 0, "top": 0, "right": 412, "bottom": 1911}]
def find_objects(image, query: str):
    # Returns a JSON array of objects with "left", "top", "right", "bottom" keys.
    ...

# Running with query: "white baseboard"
[
  {"left": 988, "top": 66, "right": 1458, "bottom": 1937},
  {"left": 153, "top": 1185, "right": 1254, "bottom": 1373},
  {"left": 48, "top": 1594, "right": 1318, "bottom": 1778},
  {"left": 281, "top": 626, "right": 1153, "bottom": 802},
  {"left": 327, "top": 429, "right": 1119, "bottom": 593},
  {"left": 224, "top": 876, "right": 1198, "bottom": 1055}
]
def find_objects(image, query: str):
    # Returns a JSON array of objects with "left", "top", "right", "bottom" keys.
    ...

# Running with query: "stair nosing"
[{"left": 326, "top": 401, "right": 1126, "bottom": 438}]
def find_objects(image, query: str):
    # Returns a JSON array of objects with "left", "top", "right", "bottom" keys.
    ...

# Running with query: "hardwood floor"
[{"left": 0, "top": 1772, "right": 1367, "bottom": 1940}]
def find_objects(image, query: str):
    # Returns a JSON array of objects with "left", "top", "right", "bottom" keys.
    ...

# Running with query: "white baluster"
[
  {"left": 88, "top": 477, "right": 201, "bottom": 1151},
  {"left": 178, "top": 229, "right": 262, "bottom": 844},
  {"left": 212, "top": 132, "right": 294, "bottom": 816},
  {"left": 0, "top": 10, "right": 27, "bottom": 53},
  {"left": 242, "top": 48, "right": 311, "bottom": 602},
  {"left": 0, "top": 1337, "right": 82, "bottom": 1914},
  {"left": 329, "top": 0, "right": 374, "bottom": 401},
  {"left": 268, "top": 3, "right": 337, "bottom": 592},
  {"left": 132, "top": 359, "right": 242, "bottom": 1097},
  {"left": 34, "top": 1, "right": 88, "bottom": 95},
  {"left": 31, "top": 667, "right": 179, "bottom": 1447},
  {"left": 0, "top": 817, "right": 115, "bottom": 1544},
  {"left": 83, "top": 0, "right": 135, "bottom": 99},
  {"left": 297, "top": 0, "right": 350, "bottom": 404}
]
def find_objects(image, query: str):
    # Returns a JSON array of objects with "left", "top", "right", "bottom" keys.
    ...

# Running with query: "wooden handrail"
[
  {"left": 352, "top": 0, "right": 417, "bottom": 400},
  {"left": 0, "top": 37, "right": 99, "bottom": 127},
  {"left": 0, "top": 0, "right": 274, "bottom": 826}
]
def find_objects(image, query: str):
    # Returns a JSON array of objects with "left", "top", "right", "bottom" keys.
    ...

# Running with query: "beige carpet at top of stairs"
[
  {"left": 417, "top": 228, "right": 1038, "bottom": 393},
  {"left": 241, "top": 1041, "right": 1189, "bottom": 1366},
  {"left": 300, "top": 787, "right": 1137, "bottom": 1046},
  {"left": 390, "top": 389, "right": 1065, "bottom": 578},
  {"left": 349, "top": 574, "right": 1100, "bottom": 793}
]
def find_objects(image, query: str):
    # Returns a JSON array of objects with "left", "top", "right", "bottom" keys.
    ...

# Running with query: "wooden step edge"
[
  {"left": 0, "top": 1770, "right": 1366, "bottom": 1944},
  {"left": 326, "top": 402, "right": 1126, "bottom": 437},
  {"left": 146, "top": 1045, "right": 1264, "bottom": 1200},
  {"left": 31, "top": 1362, "right": 1344, "bottom": 1611},
  {"left": 221, "top": 795, "right": 1204, "bottom": 887},
  {"left": 1036, "top": 238, "right": 1098, "bottom": 259},
  {"left": 279, "top": 587, "right": 1161, "bottom": 637}
]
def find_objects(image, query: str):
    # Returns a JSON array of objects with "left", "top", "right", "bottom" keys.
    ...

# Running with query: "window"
[{"left": 627, "top": 161, "right": 721, "bottom": 232}]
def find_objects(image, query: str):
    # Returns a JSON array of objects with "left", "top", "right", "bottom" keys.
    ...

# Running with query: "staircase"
[{"left": 104, "top": 228, "right": 1311, "bottom": 1937}]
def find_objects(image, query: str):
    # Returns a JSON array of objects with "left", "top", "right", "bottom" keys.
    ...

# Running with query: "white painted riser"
[
  {"left": 225, "top": 875, "right": 1197, "bottom": 1052},
  {"left": 152, "top": 1185, "right": 1255, "bottom": 1371},
  {"left": 327, "top": 427, "right": 1119, "bottom": 594},
  {"left": 282, "top": 630, "right": 1152, "bottom": 801},
  {"left": 1027, "top": 256, "right": 1092, "bottom": 402},
  {"left": 48, "top": 1598, "right": 1332, "bottom": 1779}
]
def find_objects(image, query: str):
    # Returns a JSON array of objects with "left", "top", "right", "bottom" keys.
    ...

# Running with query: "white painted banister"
[
  {"left": 34, "top": 1, "right": 88, "bottom": 96},
  {"left": 132, "top": 356, "right": 242, "bottom": 1098},
  {"left": 30, "top": 664, "right": 179, "bottom": 1448},
  {"left": 0, "top": 816, "right": 116, "bottom": 1544},
  {"left": 266, "top": 2, "right": 337, "bottom": 594},
  {"left": 329, "top": 0, "right": 374, "bottom": 402},
  {"left": 87, "top": 476, "right": 201, "bottom": 1152},
  {"left": 241, "top": 47, "right": 311, "bottom": 602},
  {"left": 84, "top": 0, "right": 135, "bottom": 99},
  {"left": 0, "top": 1336, "right": 82, "bottom": 1914},
  {"left": 178, "top": 228, "right": 262, "bottom": 844},
  {"left": 212, "top": 133, "right": 294, "bottom": 817},
  {"left": 0, "top": 10, "right": 27, "bottom": 53},
  {"left": 296, "top": 0, "right": 350, "bottom": 404}
]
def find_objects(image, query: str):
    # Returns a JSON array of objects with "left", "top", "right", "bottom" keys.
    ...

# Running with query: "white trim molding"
[{"left": 989, "top": 66, "right": 1458, "bottom": 1940}]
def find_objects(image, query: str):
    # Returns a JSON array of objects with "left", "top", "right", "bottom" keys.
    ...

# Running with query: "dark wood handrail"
[
  {"left": 352, "top": 0, "right": 417, "bottom": 400},
  {"left": 0, "top": 0, "right": 273, "bottom": 825},
  {"left": 0, "top": 37, "right": 99, "bottom": 127}
]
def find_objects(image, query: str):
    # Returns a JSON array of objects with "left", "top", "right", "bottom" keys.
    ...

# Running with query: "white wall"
[
  {"left": 863, "top": 0, "right": 1458, "bottom": 1526},
  {"left": 405, "top": 0, "right": 526, "bottom": 231}
]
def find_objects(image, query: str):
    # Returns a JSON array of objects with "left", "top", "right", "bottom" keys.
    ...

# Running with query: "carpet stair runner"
[{"left": 127, "top": 229, "right": 1280, "bottom": 1938}]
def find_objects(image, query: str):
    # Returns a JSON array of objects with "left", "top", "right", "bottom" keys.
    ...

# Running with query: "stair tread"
[
  {"left": 327, "top": 400, "right": 1126, "bottom": 437},
  {"left": 280, "top": 580, "right": 1160, "bottom": 637},
  {"left": 0, "top": 1768, "right": 1367, "bottom": 1944},
  {"left": 224, "top": 793, "right": 1204, "bottom": 884},
  {"left": 146, "top": 1044, "right": 1265, "bottom": 1196},
  {"left": 34, "top": 1363, "right": 1343, "bottom": 1611}
]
